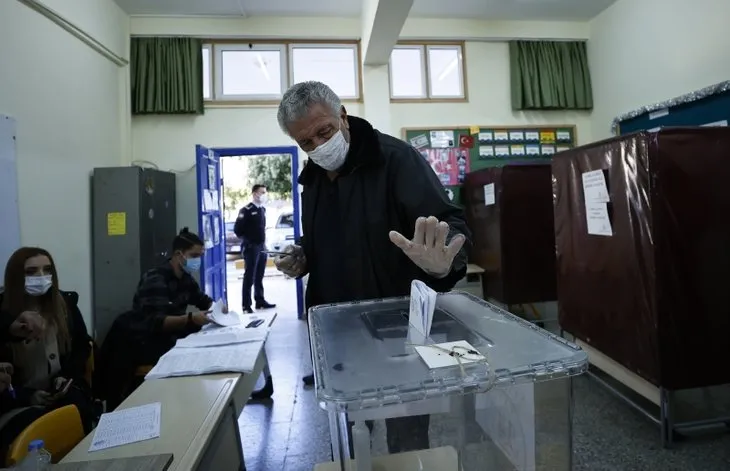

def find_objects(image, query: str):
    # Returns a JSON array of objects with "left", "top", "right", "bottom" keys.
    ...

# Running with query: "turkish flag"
[{"left": 459, "top": 134, "right": 474, "bottom": 148}]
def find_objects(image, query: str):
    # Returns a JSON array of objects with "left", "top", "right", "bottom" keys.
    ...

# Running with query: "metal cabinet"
[{"left": 91, "top": 167, "right": 176, "bottom": 343}]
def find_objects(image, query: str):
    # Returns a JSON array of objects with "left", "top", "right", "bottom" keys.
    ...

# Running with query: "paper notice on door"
[
  {"left": 582, "top": 170, "right": 610, "bottom": 203},
  {"left": 483, "top": 184, "right": 496, "bottom": 206},
  {"left": 586, "top": 203, "right": 612, "bottom": 236}
]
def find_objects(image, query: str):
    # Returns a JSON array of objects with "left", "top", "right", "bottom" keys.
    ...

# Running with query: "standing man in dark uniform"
[{"left": 234, "top": 184, "right": 276, "bottom": 314}]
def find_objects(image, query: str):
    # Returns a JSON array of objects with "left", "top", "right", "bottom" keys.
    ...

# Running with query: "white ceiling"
[{"left": 115, "top": 0, "right": 617, "bottom": 20}]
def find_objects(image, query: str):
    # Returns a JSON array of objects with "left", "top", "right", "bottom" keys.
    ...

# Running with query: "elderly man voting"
[{"left": 273, "top": 81, "right": 471, "bottom": 455}]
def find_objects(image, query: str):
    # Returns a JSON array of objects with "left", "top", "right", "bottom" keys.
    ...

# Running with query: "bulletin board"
[
  {"left": 617, "top": 89, "right": 730, "bottom": 134},
  {"left": 403, "top": 125, "right": 577, "bottom": 204}
]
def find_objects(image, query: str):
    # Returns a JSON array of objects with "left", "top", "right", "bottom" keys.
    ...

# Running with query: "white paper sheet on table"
[
  {"left": 89, "top": 402, "right": 161, "bottom": 452},
  {"left": 176, "top": 324, "right": 269, "bottom": 348},
  {"left": 208, "top": 299, "right": 241, "bottom": 327},
  {"left": 145, "top": 341, "right": 265, "bottom": 380}
]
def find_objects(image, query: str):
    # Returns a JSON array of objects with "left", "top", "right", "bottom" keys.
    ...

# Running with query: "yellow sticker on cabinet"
[
  {"left": 469, "top": 125, "right": 480, "bottom": 135},
  {"left": 107, "top": 212, "right": 127, "bottom": 236}
]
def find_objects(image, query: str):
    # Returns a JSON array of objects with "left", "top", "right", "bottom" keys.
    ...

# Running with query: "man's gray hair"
[{"left": 277, "top": 81, "right": 341, "bottom": 136}]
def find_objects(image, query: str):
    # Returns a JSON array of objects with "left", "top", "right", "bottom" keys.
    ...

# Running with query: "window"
[
  {"left": 213, "top": 44, "right": 287, "bottom": 101},
  {"left": 389, "top": 43, "right": 466, "bottom": 101},
  {"left": 277, "top": 213, "right": 294, "bottom": 229},
  {"left": 389, "top": 47, "right": 426, "bottom": 99},
  {"left": 290, "top": 44, "right": 359, "bottom": 99},
  {"left": 202, "top": 45, "right": 212, "bottom": 100},
  {"left": 205, "top": 41, "right": 362, "bottom": 103}
]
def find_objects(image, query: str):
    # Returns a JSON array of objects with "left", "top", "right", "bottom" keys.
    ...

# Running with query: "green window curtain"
[
  {"left": 509, "top": 41, "right": 593, "bottom": 111},
  {"left": 131, "top": 37, "right": 204, "bottom": 115}
]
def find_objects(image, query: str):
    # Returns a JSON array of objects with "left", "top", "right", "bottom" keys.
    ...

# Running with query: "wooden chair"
[{"left": 6, "top": 405, "right": 85, "bottom": 466}]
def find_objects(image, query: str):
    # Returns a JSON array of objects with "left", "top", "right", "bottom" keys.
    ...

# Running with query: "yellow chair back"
[{"left": 6, "top": 405, "right": 85, "bottom": 466}]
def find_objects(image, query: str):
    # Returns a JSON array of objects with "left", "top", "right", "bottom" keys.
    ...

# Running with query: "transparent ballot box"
[{"left": 310, "top": 292, "right": 588, "bottom": 471}]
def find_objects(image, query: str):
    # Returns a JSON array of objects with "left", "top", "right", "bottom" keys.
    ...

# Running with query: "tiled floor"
[{"left": 231, "top": 268, "right": 730, "bottom": 470}]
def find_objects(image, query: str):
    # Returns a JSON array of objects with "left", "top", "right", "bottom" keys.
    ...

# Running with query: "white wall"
[
  {"left": 0, "top": 0, "right": 130, "bottom": 328},
  {"left": 130, "top": 16, "right": 591, "bottom": 232},
  {"left": 589, "top": 0, "right": 730, "bottom": 140}
]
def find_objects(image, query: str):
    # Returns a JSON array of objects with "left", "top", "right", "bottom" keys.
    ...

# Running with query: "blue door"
[{"left": 195, "top": 145, "right": 227, "bottom": 303}]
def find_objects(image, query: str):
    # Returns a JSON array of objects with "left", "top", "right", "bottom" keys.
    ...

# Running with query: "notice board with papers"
[{"left": 402, "top": 125, "right": 577, "bottom": 205}]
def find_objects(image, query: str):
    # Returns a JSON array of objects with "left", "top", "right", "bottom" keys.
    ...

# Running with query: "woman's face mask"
[
  {"left": 25, "top": 275, "right": 53, "bottom": 297},
  {"left": 307, "top": 125, "right": 350, "bottom": 171}
]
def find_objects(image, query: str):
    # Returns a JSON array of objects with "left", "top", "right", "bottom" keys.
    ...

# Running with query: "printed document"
[
  {"left": 176, "top": 324, "right": 269, "bottom": 348},
  {"left": 89, "top": 402, "right": 161, "bottom": 452},
  {"left": 145, "top": 341, "right": 265, "bottom": 380}
]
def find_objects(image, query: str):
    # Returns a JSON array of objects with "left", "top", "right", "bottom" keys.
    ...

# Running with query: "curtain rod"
[
  {"left": 130, "top": 35, "right": 587, "bottom": 43},
  {"left": 17, "top": 0, "right": 128, "bottom": 67}
]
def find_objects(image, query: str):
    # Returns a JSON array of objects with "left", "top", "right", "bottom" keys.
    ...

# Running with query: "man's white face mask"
[{"left": 307, "top": 124, "right": 350, "bottom": 171}]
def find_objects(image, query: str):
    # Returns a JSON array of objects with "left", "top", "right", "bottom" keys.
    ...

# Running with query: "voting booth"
[
  {"left": 552, "top": 128, "right": 730, "bottom": 445},
  {"left": 310, "top": 292, "right": 588, "bottom": 471}
]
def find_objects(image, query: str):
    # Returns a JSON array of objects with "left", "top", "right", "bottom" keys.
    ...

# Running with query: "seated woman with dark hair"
[
  {"left": 0, "top": 247, "right": 94, "bottom": 452},
  {"left": 97, "top": 229, "right": 227, "bottom": 409}
]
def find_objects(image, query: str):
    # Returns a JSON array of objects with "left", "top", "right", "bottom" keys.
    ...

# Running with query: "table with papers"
[
  {"left": 145, "top": 311, "right": 275, "bottom": 380},
  {"left": 61, "top": 310, "right": 276, "bottom": 471}
]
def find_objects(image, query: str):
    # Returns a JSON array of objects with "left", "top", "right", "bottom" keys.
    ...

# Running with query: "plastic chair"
[{"left": 6, "top": 405, "right": 85, "bottom": 466}]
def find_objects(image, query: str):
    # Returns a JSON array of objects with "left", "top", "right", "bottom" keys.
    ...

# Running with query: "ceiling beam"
[
  {"left": 361, "top": 0, "right": 414, "bottom": 66},
  {"left": 235, "top": 0, "right": 248, "bottom": 17}
]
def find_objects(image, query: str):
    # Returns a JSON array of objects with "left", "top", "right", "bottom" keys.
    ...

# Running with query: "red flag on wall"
[{"left": 459, "top": 134, "right": 475, "bottom": 148}]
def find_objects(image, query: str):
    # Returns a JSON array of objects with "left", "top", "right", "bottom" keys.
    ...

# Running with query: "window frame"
[
  {"left": 288, "top": 43, "right": 361, "bottom": 101},
  {"left": 389, "top": 41, "right": 468, "bottom": 103},
  {"left": 213, "top": 43, "right": 288, "bottom": 102},
  {"left": 202, "top": 44, "right": 213, "bottom": 100},
  {"left": 203, "top": 39, "right": 363, "bottom": 106},
  {"left": 388, "top": 45, "right": 428, "bottom": 100},
  {"left": 426, "top": 44, "right": 466, "bottom": 100}
]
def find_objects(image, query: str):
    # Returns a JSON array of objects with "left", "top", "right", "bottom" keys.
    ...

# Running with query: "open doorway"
[{"left": 216, "top": 147, "right": 302, "bottom": 318}]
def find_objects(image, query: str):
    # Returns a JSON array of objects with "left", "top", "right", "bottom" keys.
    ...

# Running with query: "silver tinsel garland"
[{"left": 611, "top": 80, "right": 730, "bottom": 135}]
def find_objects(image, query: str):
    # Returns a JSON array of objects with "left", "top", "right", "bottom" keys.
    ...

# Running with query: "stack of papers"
[
  {"left": 208, "top": 300, "right": 241, "bottom": 327},
  {"left": 145, "top": 341, "right": 265, "bottom": 380},
  {"left": 89, "top": 402, "right": 161, "bottom": 452},
  {"left": 176, "top": 324, "right": 269, "bottom": 348},
  {"left": 409, "top": 280, "right": 437, "bottom": 336}
]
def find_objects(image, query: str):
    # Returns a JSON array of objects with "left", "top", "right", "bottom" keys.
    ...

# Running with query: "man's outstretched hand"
[{"left": 389, "top": 216, "right": 466, "bottom": 278}]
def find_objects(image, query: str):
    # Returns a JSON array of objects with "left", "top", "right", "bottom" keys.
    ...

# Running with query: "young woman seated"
[
  {"left": 130, "top": 228, "right": 227, "bottom": 365},
  {"left": 0, "top": 247, "right": 94, "bottom": 453}
]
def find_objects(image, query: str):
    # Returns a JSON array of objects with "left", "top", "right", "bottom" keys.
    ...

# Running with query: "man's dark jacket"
[{"left": 298, "top": 115, "right": 471, "bottom": 309}]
